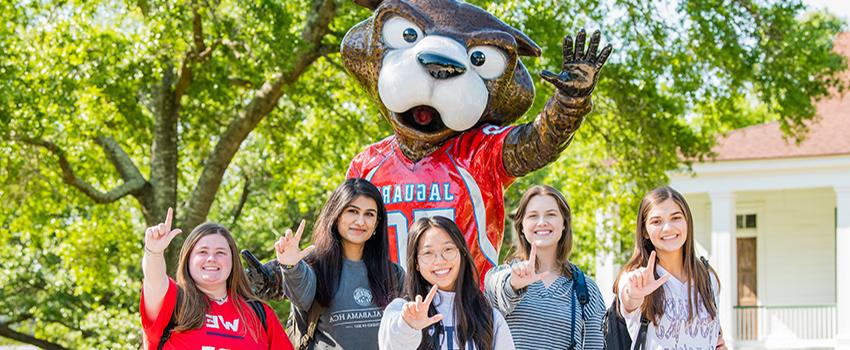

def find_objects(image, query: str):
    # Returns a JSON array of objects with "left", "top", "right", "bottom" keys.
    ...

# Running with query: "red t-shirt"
[
  {"left": 347, "top": 124, "right": 516, "bottom": 284},
  {"left": 141, "top": 278, "right": 293, "bottom": 350}
]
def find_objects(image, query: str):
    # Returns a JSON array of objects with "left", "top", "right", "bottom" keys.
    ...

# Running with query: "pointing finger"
[
  {"left": 528, "top": 243, "right": 538, "bottom": 269},
  {"left": 647, "top": 251, "right": 658, "bottom": 274},
  {"left": 165, "top": 207, "right": 173, "bottom": 232},
  {"left": 294, "top": 219, "right": 306, "bottom": 242},
  {"left": 424, "top": 284, "right": 439, "bottom": 307}
]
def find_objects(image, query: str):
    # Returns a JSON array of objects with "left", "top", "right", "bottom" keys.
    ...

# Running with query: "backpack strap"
[
  {"left": 569, "top": 265, "right": 590, "bottom": 350},
  {"left": 298, "top": 300, "right": 328, "bottom": 350},
  {"left": 699, "top": 256, "right": 719, "bottom": 311},
  {"left": 572, "top": 265, "right": 589, "bottom": 306},
  {"left": 157, "top": 289, "right": 182, "bottom": 350},
  {"left": 246, "top": 299, "right": 268, "bottom": 331},
  {"left": 633, "top": 316, "right": 649, "bottom": 350},
  {"left": 157, "top": 313, "right": 176, "bottom": 350}
]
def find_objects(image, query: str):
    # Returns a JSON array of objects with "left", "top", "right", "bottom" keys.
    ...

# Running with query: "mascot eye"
[
  {"left": 382, "top": 17, "right": 424, "bottom": 49},
  {"left": 470, "top": 51, "right": 486, "bottom": 66},
  {"left": 467, "top": 46, "right": 507, "bottom": 80},
  {"left": 403, "top": 28, "right": 418, "bottom": 43}
]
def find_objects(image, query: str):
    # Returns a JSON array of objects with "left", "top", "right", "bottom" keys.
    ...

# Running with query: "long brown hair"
[
  {"left": 305, "top": 178, "right": 398, "bottom": 308},
  {"left": 511, "top": 185, "right": 574, "bottom": 277},
  {"left": 614, "top": 186, "right": 718, "bottom": 325},
  {"left": 405, "top": 216, "right": 494, "bottom": 350},
  {"left": 173, "top": 223, "right": 263, "bottom": 342}
]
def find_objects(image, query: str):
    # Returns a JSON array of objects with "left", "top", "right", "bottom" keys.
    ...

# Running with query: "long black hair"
[
  {"left": 405, "top": 216, "right": 494, "bottom": 350},
  {"left": 306, "top": 178, "right": 398, "bottom": 307}
]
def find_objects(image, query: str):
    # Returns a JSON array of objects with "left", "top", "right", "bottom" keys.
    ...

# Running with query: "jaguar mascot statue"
[{"left": 245, "top": 0, "right": 611, "bottom": 298}]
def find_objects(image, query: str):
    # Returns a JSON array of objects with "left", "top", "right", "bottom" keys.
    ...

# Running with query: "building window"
[{"left": 736, "top": 214, "right": 757, "bottom": 229}]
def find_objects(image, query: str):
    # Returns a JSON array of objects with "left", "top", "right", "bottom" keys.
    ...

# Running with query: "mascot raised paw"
[{"left": 246, "top": 0, "right": 611, "bottom": 298}]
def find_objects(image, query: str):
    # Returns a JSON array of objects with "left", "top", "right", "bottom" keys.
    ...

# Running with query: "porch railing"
[{"left": 735, "top": 304, "right": 836, "bottom": 341}]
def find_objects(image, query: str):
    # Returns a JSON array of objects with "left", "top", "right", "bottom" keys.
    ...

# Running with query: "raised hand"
[
  {"left": 541, "top": 29, "right": 612, "bottom": 98},
  {"left": 509, "top": 243, "right": 549, "bottom": 290},
  {"left": 624, "top": 251, "right": 670, "bottom": 300},
  {"left": 274, "top": 220, "right": 316, "bottom": 266},
  {"left": 242, "top": 249, "right": 285, "bottom": 300},
  {"left": 401, "top": 285, "right": 444, "bottom": 330},
  {"left": 144, "top": 207, "right": 182, "bottom": 254}
]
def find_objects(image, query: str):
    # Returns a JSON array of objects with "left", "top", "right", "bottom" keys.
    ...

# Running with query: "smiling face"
[
  {"left": 416, "top": 227, "right": 461, "bottom": 291},
  {"left": 188, "top": 234, "right": 233, "bottom": 291},
  {"left": 336, "top": 195, "right": 379, "bottom": 248},
  {"left": 643, "top": 199, "right": 689, "bottom": 254},
  {"left": 521, "top": 194, "right": 565, "bottom": 249},
  {"left": 341, "top": 0, "right": 541, "bottom": 147}
]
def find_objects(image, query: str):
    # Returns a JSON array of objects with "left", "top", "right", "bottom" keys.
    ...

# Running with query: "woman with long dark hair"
[
  {"left": 273, "top": 178, "right": 403, "bottom": 349},
  {"left": 614, "top": 186, "right": 725, "bottom": 349},
  {"left": 140, "top": 208, "right": 292, "bottom": 349},
  {"left": 379, "top": 216, "right": 514, "bottom": 349},
  {"left": 484, "top": 185, "right": 605, "bottom": 349}
]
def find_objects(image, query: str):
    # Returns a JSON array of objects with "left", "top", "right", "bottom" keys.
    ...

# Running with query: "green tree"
[{"left": 0, "top": 0, "right": 846, "bottom": 348}]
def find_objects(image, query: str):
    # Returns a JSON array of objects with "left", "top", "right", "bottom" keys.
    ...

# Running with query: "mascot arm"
[
  {"left": 503, "top": 29, "right": 612, "bottom": 177},
  {"left": 242, "top": 249, "right": 286, "bottom": 300}
]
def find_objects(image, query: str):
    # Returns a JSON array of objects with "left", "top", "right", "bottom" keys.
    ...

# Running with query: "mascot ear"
[
  {"left": 514, "top": 30, "right": 542, "bottom": 57},
  {"left": 353, "top": 0, "right": 383, "bottom": 10}
]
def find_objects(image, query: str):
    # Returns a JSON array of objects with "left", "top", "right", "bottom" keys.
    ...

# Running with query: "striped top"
[{"left": 484, "top": 264, "right": 606, "bottom": 350}]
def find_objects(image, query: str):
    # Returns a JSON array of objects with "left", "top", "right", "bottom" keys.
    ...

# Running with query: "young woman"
[
  {"left": 272, "top": 178, "right": 404, "bottom": 349},
  {"left": 615, "top": 186, "right": 725, "bottom": 349},
  {"left": 140, "top": 208, "right": 293, "bottom": 350},
  {"left": 484, "top": 185, "right": 606, "bottom": 350},
  {"left": 379, "top": 216, "right": 515, "bottom": 350}
]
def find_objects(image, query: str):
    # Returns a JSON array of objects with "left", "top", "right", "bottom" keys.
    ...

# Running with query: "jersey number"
[{"left": 387, "top": 208, "right": 456, "bottom": 271}]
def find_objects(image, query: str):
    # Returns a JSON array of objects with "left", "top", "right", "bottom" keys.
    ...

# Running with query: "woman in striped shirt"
[{"left": 484, "top": 185, "right": 605, "bottom": 350}]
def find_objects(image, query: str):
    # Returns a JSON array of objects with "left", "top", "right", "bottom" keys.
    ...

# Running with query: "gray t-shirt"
[{"left": 283, "top": 258, "right": 404, "bottom": 350}]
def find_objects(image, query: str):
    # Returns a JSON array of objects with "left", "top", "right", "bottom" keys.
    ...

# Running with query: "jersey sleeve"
[
  {"left": 455, "top": 125, "right": 516, "bottom": 188},
  {"left": 263, "top": 303, "right": 294, "bottom": 350},
  {"left": 346, "top": 153, "right": 363, "bottom": 179},
  {"left": 140, "top": 278, "right": 178, "bottom": 349}
]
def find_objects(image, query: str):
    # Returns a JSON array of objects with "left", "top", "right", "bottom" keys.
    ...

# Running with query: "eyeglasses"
[{"left": 418, "top": 247, "right": 459, "bottom": 264}]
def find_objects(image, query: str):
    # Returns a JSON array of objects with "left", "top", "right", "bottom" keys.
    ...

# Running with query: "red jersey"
[
  {"left": 141, "top": 278, "right": 293, "bottom": 350},
  {"left": 347, "top": 124, "right": 516, "bottom": 282}
]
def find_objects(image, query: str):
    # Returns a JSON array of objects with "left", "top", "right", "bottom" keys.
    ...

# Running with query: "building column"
[
  {"left": 595, "top": 208, "right": 617, "bottom": 305},
  {"left": 710, "top": 192, "right": 737, "bottom": 348},
  {"left": 836, "top": 186, "right": 850, "bottom": 349}
]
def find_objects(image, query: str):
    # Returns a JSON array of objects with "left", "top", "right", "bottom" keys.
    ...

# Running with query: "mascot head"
[{"left": 342, "top": 0, "right": 541, "bottom": 149}]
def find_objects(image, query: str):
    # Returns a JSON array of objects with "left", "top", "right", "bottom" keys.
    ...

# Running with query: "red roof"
[{"left": 711, "top": 32, "right": 850, "bottom": 161}]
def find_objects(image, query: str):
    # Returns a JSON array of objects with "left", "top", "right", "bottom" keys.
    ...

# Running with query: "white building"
[{"left": 667, "top": 32, "right": 850, "bottom": 349}]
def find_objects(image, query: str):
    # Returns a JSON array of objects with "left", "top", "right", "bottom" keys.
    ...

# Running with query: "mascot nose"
[{"left": 417, "top": 52, "right": 466, "bottom": 79}]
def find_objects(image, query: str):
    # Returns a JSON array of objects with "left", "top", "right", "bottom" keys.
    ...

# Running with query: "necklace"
[{"left": 211, "top": 295, "right": 228, "bottom": 304}]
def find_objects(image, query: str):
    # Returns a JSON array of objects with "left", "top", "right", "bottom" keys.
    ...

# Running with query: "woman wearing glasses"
[{"left": 379, "top": 216, "right": 515, "bottom": 349}]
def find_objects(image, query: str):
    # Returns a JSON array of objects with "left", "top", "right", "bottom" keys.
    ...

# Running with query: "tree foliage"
[{"left": 0, "top": 0, "right": 846, "bottom": 348}]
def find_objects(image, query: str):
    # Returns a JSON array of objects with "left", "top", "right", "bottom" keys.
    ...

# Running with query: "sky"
[{"left": 803, "top": 0, "right": 850, "bottom": 23}]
